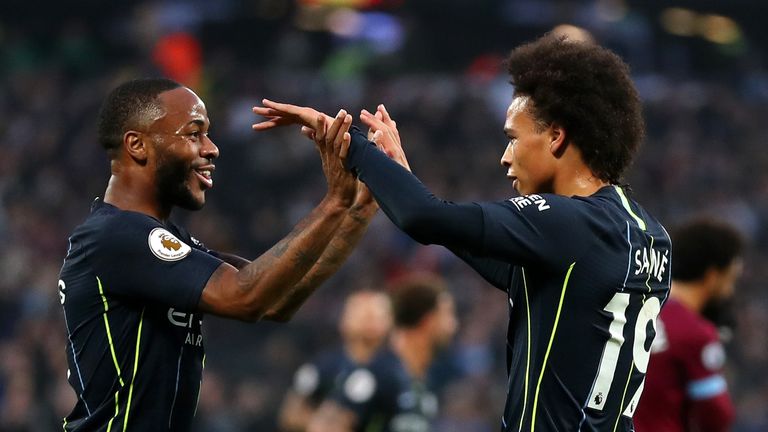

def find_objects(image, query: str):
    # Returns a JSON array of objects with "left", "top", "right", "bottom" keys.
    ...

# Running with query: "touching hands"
[
  {"left": 252, "top": 101, "right": 357, "bottom": 207},
  {"left": 357, "top": 104, "right": 411, "bottom": 172}
]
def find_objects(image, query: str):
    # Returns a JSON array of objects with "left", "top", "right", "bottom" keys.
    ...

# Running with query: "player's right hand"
[{"left": 316, "top": 110, "right": 358, "bottom": 207}]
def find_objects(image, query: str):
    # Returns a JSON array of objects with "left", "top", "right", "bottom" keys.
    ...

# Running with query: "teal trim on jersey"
[
  {"left": 518, "top": 268, "right": 532, "bottom": 432},
  {"left": 614, "top": 186, "right": 646, "bottom": 231},
  {"left": 688, "top": 375, "right": 727, "bottom": 400},
  {"left": 530, "top": 262, "right": 576, "bottom": 432},
  {"left": 122, "top": 307, "right": 145, "bottom": 431}
]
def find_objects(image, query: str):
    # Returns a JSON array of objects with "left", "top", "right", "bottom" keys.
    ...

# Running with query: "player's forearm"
[
  {"left": 202, "top": 196, "right": 348, "bottom": 321},
  {"left": 264, "top": 200, "right": 378, "bottom": 321}
]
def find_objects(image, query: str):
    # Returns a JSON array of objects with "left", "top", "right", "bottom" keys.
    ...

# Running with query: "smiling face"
[
  {"left": 500, "top": 96, "right": 559, "bottom": 196},
  {"left": 147, "top": 87, "right": 219, "bottom": 210}
]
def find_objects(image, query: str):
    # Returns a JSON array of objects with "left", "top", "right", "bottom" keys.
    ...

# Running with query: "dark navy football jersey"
[
  {"left": 468, "top": 188, "right": 671, "bottom": 432},
  {"left": 344, "top": 132, "right": 672, "bottom": 432},
  {"left": 330, "top": 347, "right": 438, "bottom": 432},
  {"left": 58, "top": 199, "right": 222, "bottom": 431},
  {"left": 291, "top": 347, "right": 356, "bottom": 406}
]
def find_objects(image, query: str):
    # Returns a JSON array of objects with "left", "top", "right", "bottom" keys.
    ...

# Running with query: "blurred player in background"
[
  {"left": 58, "top": 78, "right": 377, "bottom": 431},
  {"left": 279, "top": 289, "right": 393, "bottom": 431},
  {"left": 255, "top": 33, "right": 671, "bottom": 431},
  {"left": 307, "top": 273, "right": 458, "bottom": 432},
  {"left": 634, "top": 218, "right": 743, "bottom": 432}
]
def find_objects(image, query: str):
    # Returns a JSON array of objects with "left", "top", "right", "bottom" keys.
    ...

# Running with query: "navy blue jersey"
[
  {"left": 330, "top": 347, "right": 438, "bottom": 432},
  {"left": 291, "top": 347, "right": 356, "bottom": 406},
  {"left": 58, "top": 199, "right": 222, "bottom": 431},
  {"left": 345, "top": 131, "right": 672, "bottom": 432}
]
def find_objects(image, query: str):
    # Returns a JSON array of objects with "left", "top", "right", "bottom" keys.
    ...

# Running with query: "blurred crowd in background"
[{"left": 1, "top": 0, "right": 767, "bottom": 431}]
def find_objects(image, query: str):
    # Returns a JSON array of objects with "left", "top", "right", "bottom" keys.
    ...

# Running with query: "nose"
[
  {"left": 201, "top": 135, "right": 220, "bottom": 160},
  {"left": 500, "top": 142, "right": 513, "bottom": 168}
]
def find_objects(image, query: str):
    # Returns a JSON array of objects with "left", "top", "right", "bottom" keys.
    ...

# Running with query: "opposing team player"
[
  {"left": 255, "top": 33, "right": 671, "bottom": 431},
  {"left": 279, "top": 289, "right": 393, "bottom": 431},
  {"left": 58, "top": 78, "right": 376, "bottom": 431},
  {"left": 634, "top": 219, "right": 743, "bottom": 432},
  {"left": 307, "top": 273, "right": 457, "bottom": 432}
]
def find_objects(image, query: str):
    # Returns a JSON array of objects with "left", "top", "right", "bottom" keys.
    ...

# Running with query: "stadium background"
[{"left": 1, "top": 0, "right": 767, "bottom": 430}]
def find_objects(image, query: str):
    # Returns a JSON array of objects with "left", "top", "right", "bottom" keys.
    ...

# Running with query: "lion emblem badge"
[{"left": 148, "top": 228, "right": 192, "bottom": 261}]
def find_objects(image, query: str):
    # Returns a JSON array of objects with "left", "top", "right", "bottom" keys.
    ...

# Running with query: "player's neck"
[
  {"left": 391, "top": 330, "right": 431, "bottom": 381},
  {"left": 104, "top": 173, "right": 172, "bottom": 222},
  {"left": 553, "top": 164, "right": 609, "bottom": 197},
  {"left": 670, "top": 281, "right": 707, "bottom": 313}
]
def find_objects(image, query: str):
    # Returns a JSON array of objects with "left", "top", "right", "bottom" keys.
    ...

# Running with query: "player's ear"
[
  {"left": 123, "top": 130, "right": 149, "bottom": 163},
  {"left": 549, "top": 123, "right": 567, "bottom": 157}
]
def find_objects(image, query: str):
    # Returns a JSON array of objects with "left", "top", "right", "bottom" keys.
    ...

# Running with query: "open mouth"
[{"left": 193, "top": 167, "right": 214, "bottom": 189}]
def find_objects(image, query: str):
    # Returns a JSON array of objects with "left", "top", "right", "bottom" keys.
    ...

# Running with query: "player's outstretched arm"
[
  {"left": 262, "top": 181, "right": 378, "bottom": 320},
  {"left": 197, "top": 112, "right": 357, "bottom": 322},
  {"left": 252, "top": 100, "right": 381, "bottom": 321}
]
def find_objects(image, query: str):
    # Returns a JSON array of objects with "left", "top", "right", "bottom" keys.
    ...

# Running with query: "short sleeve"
[
  {"left": 682, "top": 329, "right": 728, "bottom": 400},
  {"left": 477, "top": 194, "right": 593, "bottom": 269},
  {"left": 90, "top": 213, "right": 223, "bottom": 311}
]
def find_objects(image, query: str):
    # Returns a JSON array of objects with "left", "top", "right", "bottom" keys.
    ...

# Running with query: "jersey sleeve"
[
  {"left": 449, "top": 247, "right": 512, "bottom": 291},
  {"left": 680, "top": 329, "right": 734, "bottom": 430},
  {"left": 476, "top": 195, "right": 592, "bottom": 269},
  {"left": 90, "top": 213, "right": 223, "bottom": 311},
  {"left": 681, "top": 329, "right": 729, "bottom": 400},
  {"left": 345, "top": 128, "right": 591, "bottom": 270}
]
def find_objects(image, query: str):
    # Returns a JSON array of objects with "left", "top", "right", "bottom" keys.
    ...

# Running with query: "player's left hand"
[{"left": 353, "top": 104, "right": 411, "bottom": 172}]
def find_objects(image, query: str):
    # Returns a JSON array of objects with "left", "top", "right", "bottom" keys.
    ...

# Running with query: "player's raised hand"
[
  {"left": 356, "top": 104, "right": 411, "bottom": 172},
  {"left": 318, "top": 110, "right": 358, "bottom": 207},
  {"left": 252, "top": 99, "right": 334, "bottom": 140}
]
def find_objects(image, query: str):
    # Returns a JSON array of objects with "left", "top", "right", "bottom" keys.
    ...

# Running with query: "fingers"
[
  {"left": 339, "top": 132, "right": 352, "bottom": 160},
  {"left": 378, "top": 104, "right": 396, "bottom": 128},
  {"left": 315, "top": 115, "right": 327, "bottom": 145},
  {"left": 333, "top": 115, "right": 352, "bottom": 151},
  {"left": 326, "top": 110, "right": 349, "bottom": 147},
  {"left": 300, "top": 126, "right": 316, "bottom": 141},
  {"left": 360, "top": 109, "right": 387, "bottom": 131}
]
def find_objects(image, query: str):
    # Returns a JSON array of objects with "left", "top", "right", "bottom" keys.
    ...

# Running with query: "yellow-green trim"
[
  {"left": 97, "top": 276, "right": 124, "bottom": 387},
  {"left": 107, "top": 390, "right": 120, "bottom": 432},
  {"left": 518, "top": 268, "right": 532, "bottom": 432},
  {"left": 612, "top": 360, "right": 636, "bottom": 432},
  {"left": 530, "top": 262, "right": 576, "bottom": 432},
  {"left": 614, "top": 186, "right": 646, "bottom": 231},
  {"left": 122, "top": 308, "right": 145, "bottom": 431}
]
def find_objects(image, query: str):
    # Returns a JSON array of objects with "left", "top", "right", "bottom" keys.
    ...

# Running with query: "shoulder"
[{"left": 91, "top": 208, "right": 194, "bottom": 262}]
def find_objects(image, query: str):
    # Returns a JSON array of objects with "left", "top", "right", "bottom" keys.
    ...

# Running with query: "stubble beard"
[{"left": 155, "top": 151, "right": 204, "bottom": 211}]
